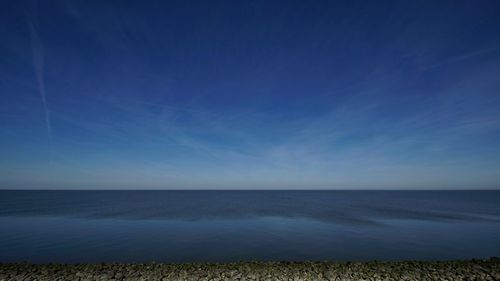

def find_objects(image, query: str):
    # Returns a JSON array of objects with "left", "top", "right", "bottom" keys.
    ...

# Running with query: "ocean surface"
[{"left": 0, "top": 190, "right": 499, "bottom": 263}]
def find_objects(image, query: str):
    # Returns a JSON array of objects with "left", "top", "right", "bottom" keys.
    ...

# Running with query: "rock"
[
  {"left": 1, "top": 260, "right": 499, "bottom": 281},
  {"left": 489, "top": 257, "right": 500, "bottom": 263}
]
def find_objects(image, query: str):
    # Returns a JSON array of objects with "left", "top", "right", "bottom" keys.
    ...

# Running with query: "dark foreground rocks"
[{"left": 1, "top": 258, "right": 499, "bottom": 281}]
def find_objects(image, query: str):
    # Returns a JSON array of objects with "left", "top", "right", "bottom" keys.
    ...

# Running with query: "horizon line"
[{"left": 1, "top": 188, "right": 499, "bottom": 191}]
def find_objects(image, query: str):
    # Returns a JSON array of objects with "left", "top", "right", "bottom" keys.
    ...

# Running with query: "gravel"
[{"left": 1, "top": 258, "right": 499, "bottom": 281}]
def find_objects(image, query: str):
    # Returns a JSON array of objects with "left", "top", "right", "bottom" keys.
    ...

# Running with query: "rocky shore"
[{"left": 1, "top": 258, "right": 499, "bottom": 281}]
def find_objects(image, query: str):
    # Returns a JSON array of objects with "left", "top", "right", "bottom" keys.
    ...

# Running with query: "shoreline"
[{"left": 1, "top": 258, "right": 499, "bottom": 280}]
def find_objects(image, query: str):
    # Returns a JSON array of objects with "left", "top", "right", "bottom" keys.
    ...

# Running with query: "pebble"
[{"left": 0, "top": 259, "right": 499, "bottom": 281}]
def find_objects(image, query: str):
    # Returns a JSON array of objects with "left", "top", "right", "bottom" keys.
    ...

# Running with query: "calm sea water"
[{"left": 0, "top": 190, "right": 499, "bottom": 263}]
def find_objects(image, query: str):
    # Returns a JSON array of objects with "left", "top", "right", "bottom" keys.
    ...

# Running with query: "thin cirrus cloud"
[{"left": 0, "top": 1, "right": 500, "bottom": 189}]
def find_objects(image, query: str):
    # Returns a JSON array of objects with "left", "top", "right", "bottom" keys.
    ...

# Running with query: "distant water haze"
[{"left": 1, "top": 190, "right": 499, "bottom": 263}]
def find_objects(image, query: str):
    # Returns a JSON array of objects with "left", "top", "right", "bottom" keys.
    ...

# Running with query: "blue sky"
[{"left": 1, "top": 1, "right": 500, "bottom": 189}]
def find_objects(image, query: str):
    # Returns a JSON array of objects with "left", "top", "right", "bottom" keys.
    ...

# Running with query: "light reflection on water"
[{"left": 0, "top": 190, "right": 499, "bottom": 263}]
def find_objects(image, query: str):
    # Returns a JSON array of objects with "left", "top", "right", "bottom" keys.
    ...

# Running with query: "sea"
[{"left": 0, "top": 190, "right": 499, "bottom": 263}]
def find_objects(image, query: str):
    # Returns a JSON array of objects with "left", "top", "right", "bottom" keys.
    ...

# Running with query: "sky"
[{"left": 1, "top": 0, "right": 500, "bottom": 189}]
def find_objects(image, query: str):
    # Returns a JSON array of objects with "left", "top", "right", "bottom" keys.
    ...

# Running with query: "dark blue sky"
[{"left": 1, "top": 1, "right": 500, "bottom": 189}]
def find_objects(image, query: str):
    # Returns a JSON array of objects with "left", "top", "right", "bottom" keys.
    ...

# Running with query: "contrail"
[
  {"left": 425, "top": 45, "right": 500, "bottom": 69},
  {"left": 28, "top": 20, "right": 52, "bottom": 139}
]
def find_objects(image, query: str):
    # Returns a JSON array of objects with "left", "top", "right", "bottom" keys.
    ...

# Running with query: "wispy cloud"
[
  {"left": 425, "top": 45, "right": 500, "bottom": 69},
  {"left": 27, "top": 19, "right": 51, "bottom": 140}
]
